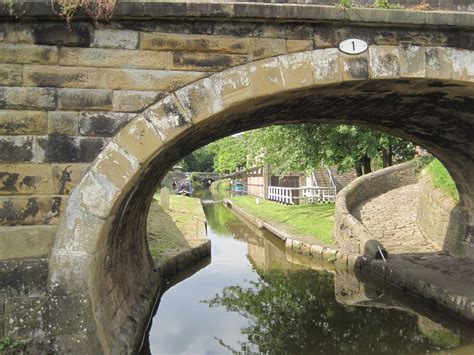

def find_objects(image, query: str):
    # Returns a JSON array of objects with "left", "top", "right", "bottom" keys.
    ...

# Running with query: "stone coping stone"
[{"left": 0, "top": 2, "right": 472, "bottom": 29}]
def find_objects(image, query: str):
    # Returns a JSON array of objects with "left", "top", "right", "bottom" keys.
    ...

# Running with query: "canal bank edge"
[{"left": 223, "top": 162, "right": 474, "bottom": 322}]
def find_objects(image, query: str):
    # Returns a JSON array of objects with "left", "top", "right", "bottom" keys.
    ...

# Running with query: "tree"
[
  {"left": 179, "top": 146, "right": 215, "bottom": 172},
  {"left": 207, "top": 135, "right": 249, "bottom": 173}
]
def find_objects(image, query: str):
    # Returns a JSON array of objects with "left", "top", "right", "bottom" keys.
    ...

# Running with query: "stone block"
[
  {"left": 0, "top": 195, "right": 65, "bottom": 226},
  {"left": 171, "top": 52, "right": 249, "bottom": 72},
  {"left": 0, "top": 64, "right": 22, "bottom": 86},
  {"left": 77, "top": 171, "right": 119, "bottom": 220},
  {"left": 341, "top": 52, "right": 369, "bottom": 81},
  {"left": 93, "top": 142, "right": 140, "bottom": 192},
  {"left": 94, "top": 29, "right": 139, "bottom": 49},
  {"left": 141, "top": 33, "right": 249, "bottom": 54},
  {"left": 210, "top": 65, "right": 253, "bottom": 110},
  {"left": 47, "top": 294, "right": 95, "bottom": 336},
  {"left": 79, "top": 111, "right": 135, "bottom": 137},
  {"left": 0, "top": 136, "right": 34, "bottom": 163},
  {"left": 249, "top": 38, "right": 286, "bottom": 60},
  {"left": 425, "top": 47, "right": 453, "bottom": 80},
  {"left": 278, "top": 52, "right": 315, "bottom": 90},
  {"left": 48, "top": 111, "right": 79, "bottom": 135},
  {"left": 37, "top": 136, "right": 106, "bottom": 163},
  {"left": 4, "top": 296, "right": 48, "bottom": 337},
  {"left": 4, "top": 22, "right": 33, "bottom": 44},
  {"left": 60, "top": 47, "right": 171, "bottom": 70},
  {"left": 0, "top": 43, "right": 58, "bottom": 64},
  {"left": 399, "top": 44, "right": 426, "bottom": 78},
  {"left": 311, "top": 48, "right": 342, "bottom": 85},
  {"left": 143, "top": 95, "right": 192, "bottom": 142},
  {"left": 115, "top": 115, "right": 164, "bottom": 164},
  {"left": 0, "top": 110, "right": 47, "bottom": 135},
  {"left": 175, "top": 78, "right": 220, "bottom": 124},
  {"left": 0, "top": 163, "right": 51, "bottom": 195},
  {"left": 33, "top": 22, "right": 92, "bottom": 47},
  {"left": 369, "top": 45, "right": 400, "bottom": 79},
  {"left": 24, "top": 65, "right": 100, "bottom": 88},
  {"left": 57, "top": 89, "right": 112, "bottom": 110},
  {"left": 0, "top": 225, "right": 56, "bottom": 259},
  {"left": 100, "top": 68, "right": 207, "bottom": 91},
  {"left": 286, "top": 39, "right": 313, "bottom": 53},
  {"left": 0, "top": 87, "right": 56, "bottom": 110},
  {"left": 112, "top": 90, "right": 165, "bottom": 112},
  {"left": 452, "top": 48, "right": 474, "bottom": 82},
  {"left": 51, "top": 163, "right": 89, "bottom": 195},
  {"left": 249, "top": 57, "right": 285, "bottom": 98}
]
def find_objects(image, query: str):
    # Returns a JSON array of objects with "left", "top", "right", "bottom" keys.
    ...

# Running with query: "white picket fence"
[{"left": 267, "top": 186, "right": 336, "bottom": 205}]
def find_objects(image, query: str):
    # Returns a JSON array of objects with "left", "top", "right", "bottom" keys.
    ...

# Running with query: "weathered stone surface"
[
  {"left": 0, "top": 195, "right": 64, "bottom": 226},
  {"left": 0, "top": 43, "right": 58, "bottom": 64},
  {"left": 48, "top": 111, "right": 79, "bottom": 135},
  {"left": 112, "top": 90, "right": 165, "bottom": 112},
  {"left": 311, "top": 48, "right": 342, "bottom": 84},
  {"left": 210, "top": 65, "right": 253, "bottom": 110},
  {"left": 341, "top": 52, "right": 369, "bottom": 81},
  {"left": 452, "top": 48, "right": 474, "bottom": 82},
  {"left": 0, "top": 87, "right": 56, "bottom": 110},
  {"left": 278, "top": 51, "right": 315, "bottom": 90},
  {"left": 57, "top": 89, "right": 112, "bottom": 110},
  {"left": 399, "top": 44, "right": 425, "bottom": 78},
  {"left": 286, "top": 39, "right": 313, "bottom": 53},
  {"left": 249, "top": 38, "right": 286, "bottom": 59},
  {"left": 4, "top": 296, "right": 48, "bottom": 337},
  {"left": 175, "top": 78, "right": 219, "bottom": 124},
  {"left": 144, "top": 95, "right": 191, "bottom": 142},
  {"left": 249, "top": 57, "right": 285, "bottom": 97},
  {"left": 115, "top": 115, "right": 164, "bottom": 164},
  {"left": 0, "top": 225, "right": 56, "bottom": 259},
  {"left": 0, "top": 64, "right": 22, "bottom": 86},
  {"left": 0, "top": 163, "right": 50, "bottom": 195},
  {"left": 141, "top": 32, "right": 249, "bottom": 54},
  {"left": 369, "top": 45, "right": 400, "bottom": 79},
  {"left": 426, "top": 47, "right": 453, "bottom": 80},
  {"left": 79, "top": 111, "right": 135, "bottom": 137},
  {"left": 33, "top": 22, "right": 92, "bottom": 47},
  {"left": 37, "top": 136, "right": 106, "bottom": 163},
  {"left": 4, "top": 22, "right": 33, "bottom": 44},
  {"left": 0, "top": 259, "right": 47, "bottom": 297},
  {"left": 94, "top": 29, "right": 139, "bottom": 49},
  {"left": 100, "top": 68, "right": 207, "bottom": 91},
  {"left": 0, "top": 136, "right": 34, "bottom": 163},
  {"left": 171, "top": 51, "right": 249, "bottom": 71},
  {"left": 0, "top": 110, "right": 47, "bottom": 135},
  {"left": 60, "top": 47, "right": 171, "bottom": 70},
  {"left": 24, "top": 65, "right": 100, "bottom": 88},
  {"left": 51, "top": 163, "right": 89, "bottom": 195}
]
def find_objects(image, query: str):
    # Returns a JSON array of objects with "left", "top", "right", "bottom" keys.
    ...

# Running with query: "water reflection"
[{"left": 141, "top": 191, "right": 474, "bottom": 354}]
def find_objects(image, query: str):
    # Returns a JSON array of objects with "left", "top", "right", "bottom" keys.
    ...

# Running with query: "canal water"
[{"left": 141, "top": 192, "right": 474, "bottom": 354}]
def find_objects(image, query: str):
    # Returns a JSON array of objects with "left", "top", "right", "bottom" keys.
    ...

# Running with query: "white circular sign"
[{"left": 339, "top": 38, "right": 368, "bottom": 55}]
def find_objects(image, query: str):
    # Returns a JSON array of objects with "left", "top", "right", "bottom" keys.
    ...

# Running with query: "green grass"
[
  {"left": 425, "top": 159, "right": 460, "bottom": 203},
  {"left": 231, "top": 196, "right": 335, "bottom": 244}
]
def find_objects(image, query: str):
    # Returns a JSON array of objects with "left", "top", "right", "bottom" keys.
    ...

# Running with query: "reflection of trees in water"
[
  {"left": 203, "top": 269, "right": 459, "bottom": 354},
  {"left": 202, "top": 201, "right": 240, "bottom": 235}
]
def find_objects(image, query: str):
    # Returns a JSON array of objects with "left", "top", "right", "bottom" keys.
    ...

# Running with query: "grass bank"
[
  {"left": 147, "top": 193, "right": 206, "bottom": 262},
  {"left": 230, "top": 195, "right": 335, "bottom": 244},
  {"left": 425, "top": 159, "right": 459, "bottom": 203}
]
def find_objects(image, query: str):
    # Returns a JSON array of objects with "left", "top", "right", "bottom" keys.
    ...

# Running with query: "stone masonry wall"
[
  {"left": 335, "top": 162, "right": 417, "bottom": 254},
  {"left": 417, "top": 173, "right": 465, "bottom": 256}
]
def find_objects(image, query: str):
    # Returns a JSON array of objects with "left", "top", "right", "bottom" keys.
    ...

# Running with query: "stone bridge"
[{"left": 0, "top": 1, "right": 473, "bottom": 353}]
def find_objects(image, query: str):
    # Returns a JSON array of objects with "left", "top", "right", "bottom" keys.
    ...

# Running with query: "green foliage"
[
  {"left": 52, "top": 0, "right": 117, "bottom": 23},
  {"left": 209, "top": 124, "right": 415, "bottom": 177},
  {"left": 210, "top": 179, "right": 231, "bottom": 191},
  {"left": 232, "top": 195, "right": 335, "bottom": 244},
  {"left": 179, "top": 146, "right": 215, "bottom": 172},
  {"left": 425, "top": 159, "right": 459, "bottom": 203},
  {"left": 414, "top": 155, "right": 434, "bottom": 173},
  {"left": 189, "top": 172, "right": 203, "bottom": 190},
  {"left": 373, "top": 0, "right": 401, "bottom": 9},
  {"left": 425, "top": 330, "right": 460, "bottom": 348},
  {"left": 0, "top": 337, "right": 23, "bottom": 352},
  {"left": 339, "top": 0, "right": 352, "bottom": 8}
]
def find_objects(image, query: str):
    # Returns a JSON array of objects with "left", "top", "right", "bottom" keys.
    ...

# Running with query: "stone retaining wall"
[
  {"left": 417, "top": 173, "right": 465, "bottom": 257},
  {"left": 335, "top": 162, "right": 417, "bottom": 255}
]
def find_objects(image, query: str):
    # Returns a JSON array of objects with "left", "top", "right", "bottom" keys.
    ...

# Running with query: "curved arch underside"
[{"left": 49, "top": 47, "right": 474, "bottom": 353}]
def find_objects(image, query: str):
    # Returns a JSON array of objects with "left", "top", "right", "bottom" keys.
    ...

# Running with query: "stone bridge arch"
[{"left": 48, "top": 46, "right": 474, "bottom": 352}]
